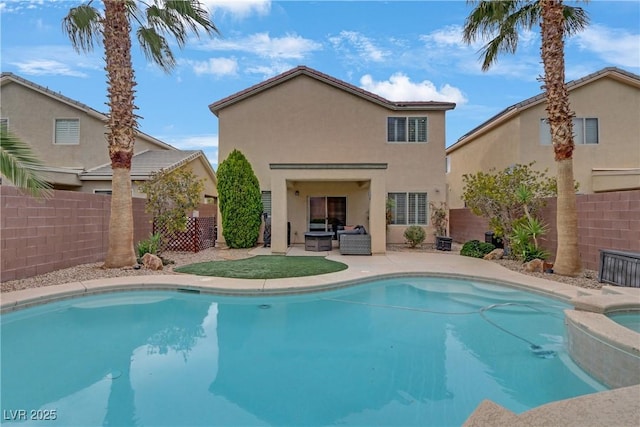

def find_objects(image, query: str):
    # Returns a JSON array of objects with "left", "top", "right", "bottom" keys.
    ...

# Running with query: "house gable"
[{"left": 446, "top": 67, "right": 640, "bottom": 207}]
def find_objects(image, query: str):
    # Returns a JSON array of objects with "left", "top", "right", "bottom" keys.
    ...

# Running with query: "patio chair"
[{"left": 339, "top": 227, "right": 371, "bottom": 255}]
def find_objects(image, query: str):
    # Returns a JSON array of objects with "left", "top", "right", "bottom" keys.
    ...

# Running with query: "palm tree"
[
  {"left": 463, "top": 0, "right": 588, "bottom": 276},
  {"left": 63, "top": 0, "right": 218, "bottom": 268},
  {"left": 0, "top": 128, "right": 52, "bottom": 198}
]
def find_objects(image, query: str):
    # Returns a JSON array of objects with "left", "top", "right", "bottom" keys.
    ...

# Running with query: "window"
[
  {"left": 445, "top": 155, "right": 451, "bottom": 174},
  {"left": 388, "top": 192, "right": 428, "bottom": 225},
  {"left": 539, "top": 118, "right": 598, "bottom": 145},
  {"left": 55, "top": 118, "right": 80, "bottom": 145},
  {"left": 94, "top": 190, "right": 112, "bottom": 195},
  {"left": 261, "top": 191, "right": 272, "bottom": 216},
  {"left": 387, "top": 117, "right": 427, "bottom": 142}
]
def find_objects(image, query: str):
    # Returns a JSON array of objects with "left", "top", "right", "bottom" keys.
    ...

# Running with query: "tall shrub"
[
  {"left": 138, "top": 166, "right": 204, "bottom": 251},
  {"left": 461, "top": 162, "right": 557, "bottom": 247},
  {"left": 217, "top": 149, "right": 262, "bottom": 248}
]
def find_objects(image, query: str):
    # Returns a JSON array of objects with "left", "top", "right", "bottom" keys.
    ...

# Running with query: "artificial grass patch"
[{"left": 174, "top": 255, "right": 348, "bottom": 279}]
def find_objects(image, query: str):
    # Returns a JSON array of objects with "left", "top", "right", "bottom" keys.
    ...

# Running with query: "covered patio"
[{"left": 267, "top": 163, "right": 388, "bottom": 255}]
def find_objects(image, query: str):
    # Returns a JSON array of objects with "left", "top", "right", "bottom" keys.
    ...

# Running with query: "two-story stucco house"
[
  {"left": 446, "top": 67, "right": 640, "bottom": 209},
  {"left": 1, "top": 72, "right": 217, "bottom": 200},
  {"left": 209, "top": 66, "right": 455, "bottom": 254}
]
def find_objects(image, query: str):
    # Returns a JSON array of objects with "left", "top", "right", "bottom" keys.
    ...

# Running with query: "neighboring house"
[
  {"left": 446, "top": 67, "right": 640, "bottom": 209},
  {"left": 84, "top": 149, "right": 217, "bottom": 199},
  {"left": 0, "top": 72, "right": 217, "bottom": 200},
  {"left": 209, "top": 66, "right": 455, "bottom": 254}
]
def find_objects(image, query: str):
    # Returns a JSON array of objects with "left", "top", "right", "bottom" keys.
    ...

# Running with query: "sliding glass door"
[{"left": 309, "top": 196, "right": 347, "bottom": 234}]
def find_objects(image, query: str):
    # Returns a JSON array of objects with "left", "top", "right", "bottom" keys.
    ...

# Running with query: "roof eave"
[{"left": 209, "top": 66, "right": 456, "bottom": 115}]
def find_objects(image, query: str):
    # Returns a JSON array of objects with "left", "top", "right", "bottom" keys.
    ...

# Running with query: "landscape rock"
[
  {"left": 524, "top": 258, "right": 544, "bottom": 273},
  {"left": 141, "top": 253, "right": 163, "bottom": 271},
  {"left": 484, "top": 249, "right": 505, "bottom": 260}
]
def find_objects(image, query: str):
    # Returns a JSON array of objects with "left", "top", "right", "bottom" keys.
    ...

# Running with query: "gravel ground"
[{"left": 1, "top": 244, "right": 601, "bottom": 293}]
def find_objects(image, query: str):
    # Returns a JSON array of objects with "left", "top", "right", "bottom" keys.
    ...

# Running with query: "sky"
[{"left": 1, "top": 0, "right": 639, "bottom": 169}]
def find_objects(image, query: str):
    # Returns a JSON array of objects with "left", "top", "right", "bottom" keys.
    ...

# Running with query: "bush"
[
  {"left": 136, "top": 233, "right": 162, "bottom": 258},
  {"left": 404, "top": 226, "right": 426, "bottom": 248},
  {"left": 217, "top": 149, "right": 263, "bottom": 248},
  {"left": 460, "top": 240, "right": 495, "bottom": 258},
  {"left": 510, "top": 217, "right": 550, "bottom": 262}
]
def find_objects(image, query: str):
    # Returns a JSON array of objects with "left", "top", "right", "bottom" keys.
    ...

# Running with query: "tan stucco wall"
[
  {"left": 1, "top": 82, "right": 165, "bottom": 172},
  {"left": 1, "top": 80, "right": 176, "bottom": 194},
  {"left": 447, "top": 75, "right": 640, "bottom": 208},
  {"left": 446, "top": 115, "right": 521, "bottom": 208},
  {"left": 183, "top": 158, "right": 218, "bottom": 199},
  {"left": 216, "top": 74, "right": 449, "bottom": 249}
]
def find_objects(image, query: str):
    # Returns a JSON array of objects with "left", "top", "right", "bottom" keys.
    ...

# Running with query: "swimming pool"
[
  {"left": 1, "top": 277, "right": 606, "bottom": 426},
  {"left": 608, "top": 311, "right": 640, "bottom": 333}
]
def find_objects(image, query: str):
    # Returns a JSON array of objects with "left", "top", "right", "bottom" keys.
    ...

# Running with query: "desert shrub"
[
  {"left": 138, "top": 166, "right": 204, "bottom": 251},
  {"left": 510, "top": 217, "right": 550, "bottom": 262},
  {"left": 404, "top": 225, "right": 426, "bottom": 248},
  {"left": 462, "top": 162, "right": 557, "bottom": 247},
  {"left": 460, "top": 240, "right": 495, "bottom": 258},
  {"left": 136, "top": 233, "right": 162, "bottom": 258},
  {"left": 217, "top": 149, "right": 263, "bottom": 248}
]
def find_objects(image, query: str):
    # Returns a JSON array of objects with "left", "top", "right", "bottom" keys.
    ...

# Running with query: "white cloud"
[
  {"left": 189, "top": 57, "right": 238, "bottom": 76},
  {"left": 420, "top": 25, "right": 467, "bottom": 49},
  {"left": 11, "top": 59, "right": 88, "bottom": 77},
  {"left": 200, "top": 32, "right": 322, "bottom": 59},
  {"left": 573, "top": 24, "right": 640, "bottom": 69},
  {"left": 245, "top": 62, "right": 295, "bottom": 78},
  {"left": 4, "top": 45, "right": 101, "bottom": 77},
  {"left": 201, "top": 0, "right": 270, "bottom": 19},
  {"left": 329, "top": 31, "right": 389, "bottom": 63},
  {"left": 359, "top": 73, "right": 467, "bottom": 105}
]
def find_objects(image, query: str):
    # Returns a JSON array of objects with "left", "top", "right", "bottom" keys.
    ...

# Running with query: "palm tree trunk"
[
  {"left": 103, "top": 0, "right": 137, "bottom": 268},
  {"left": 540, "top": 0, "right": 581, "bottom": 276}
]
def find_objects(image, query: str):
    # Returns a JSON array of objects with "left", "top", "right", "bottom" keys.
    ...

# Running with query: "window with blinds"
[
  {"left": 388, "top": 117, "right": 427, "bottom": 142},
  {"left": 388, "top": 192, "right": 428, "bottom": 225},
  {"left": 539, "top": 117, "right": 599, "bottom": 145},
  {"left": 55, "top": 118, "right": 80, "bottom": 145},
  {"left": 261, "top": 191, "right": 272, "bottom": 216}
]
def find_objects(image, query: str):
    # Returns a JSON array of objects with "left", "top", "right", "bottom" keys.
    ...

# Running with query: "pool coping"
[{"left": 2, "top": 251, "right": 639, "bottom": 425}]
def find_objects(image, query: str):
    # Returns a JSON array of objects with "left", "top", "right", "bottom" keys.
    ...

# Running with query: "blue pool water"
[
  {"left": 608, "top": 312, "right": 640, "bottom": 333},
  {"left": 1, "top": 277, "right": 606, "bottom": 426}
]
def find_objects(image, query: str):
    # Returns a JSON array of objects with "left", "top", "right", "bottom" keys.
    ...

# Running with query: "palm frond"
[
  {"left": 62, "top": 3, "right": 103, "bottom": 53},
  {"left": 0, "top": 130, "right": 53, "bottom": 198},
  {"left": 463, "top": 0, "right": 589, "bottom": 71},
  {"left": 137, "top": 26, "right": 176, "bottom": 71},
  {"left": 137, "top": 0, "right": 219, "bottom": 72}
]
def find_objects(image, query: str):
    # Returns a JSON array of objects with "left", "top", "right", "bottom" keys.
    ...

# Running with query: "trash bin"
[{"left": 485, "top": 231, "right": 503, "bottom": 248}]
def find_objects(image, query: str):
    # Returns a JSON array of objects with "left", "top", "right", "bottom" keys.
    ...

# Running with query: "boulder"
[
  {"left": 141, "top": 253, "right": 163, "bottom": 271},
  {"left": 484, "top": 248, "right": 505, "bottom": 260},
  {"left": 524, "top": 258, "right": 544, "bottom": 273}
]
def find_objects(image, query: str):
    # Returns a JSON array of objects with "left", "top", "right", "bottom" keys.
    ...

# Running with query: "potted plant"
[{"left": 430, "top": 202, "right": 452, "bottom": 251}]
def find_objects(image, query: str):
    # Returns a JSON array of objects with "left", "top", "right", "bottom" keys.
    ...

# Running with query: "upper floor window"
[
  {"left": 55, "top": 118, "right": 80, "bottom": 145},
  {"left": 540, "top": 117, "right": 598, "bottom": 145},
  {"left": 387, "top": 117, "right": 427, "bottom": 143},
  {"left": 388, "top": 192, "right": 428, "bottom": 225},
  {"left": 445, "top": 155, "right": 451, "bottom": 174}
]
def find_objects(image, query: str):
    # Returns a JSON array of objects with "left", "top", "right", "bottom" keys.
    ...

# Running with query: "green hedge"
[{"left": 460, "top": 240, "right": 495, "bottom": 258}]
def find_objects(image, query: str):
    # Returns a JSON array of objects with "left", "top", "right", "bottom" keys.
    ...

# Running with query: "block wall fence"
[
  {"left": 1, "top": 187, "right": 216, "bottom": 282},
  {"left": 449, "top": 189, "right": 640, "bottom": 271}
]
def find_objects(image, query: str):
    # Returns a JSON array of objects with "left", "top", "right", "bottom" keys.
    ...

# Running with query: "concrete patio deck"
[{"left": 1, "top": 245, "right": 639, "bottom": 426}]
